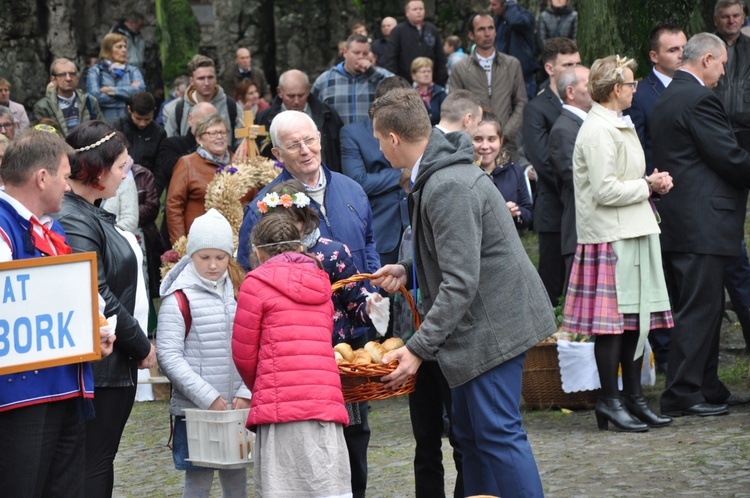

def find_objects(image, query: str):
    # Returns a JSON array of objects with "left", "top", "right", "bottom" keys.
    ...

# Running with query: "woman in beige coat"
[{"left": 562, "top": 55, "right": 674, "bottom": 432}]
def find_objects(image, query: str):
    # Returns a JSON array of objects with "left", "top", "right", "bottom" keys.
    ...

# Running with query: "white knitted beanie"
[{"left": 186, "top": 208, "right": 234, "bottom": 257}]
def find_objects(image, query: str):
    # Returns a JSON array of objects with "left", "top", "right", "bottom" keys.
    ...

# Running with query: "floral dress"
[{"left": 309, "top": 236, "right": 375, "bottom": 345}]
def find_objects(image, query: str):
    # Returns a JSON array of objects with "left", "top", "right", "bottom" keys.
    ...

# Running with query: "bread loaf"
[
  {"left": 333, "top": 343, "right": 355, "bottom": 362},
  {"left": 381, "top": 337, "right": 404, "bottom": 352},
  {"left": 352, "top": 351, "right": 372, "bottom": 364},
  {"left": 334, "top": 351, "right": 344, "bottom": 363},
  {"left": 364, "top": 341, "right": 386, "bottom": 363}
]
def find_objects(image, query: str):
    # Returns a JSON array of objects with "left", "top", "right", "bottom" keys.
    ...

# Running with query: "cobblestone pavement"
[{"left": 114, "top": 327, "right": 750, "bottom": 497}]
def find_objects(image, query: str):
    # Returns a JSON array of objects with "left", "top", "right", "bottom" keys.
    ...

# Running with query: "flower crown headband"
[
  {"left": 75, "top": 132, "right": 116, "bottom": 153},
  {"left": 256, "top": 190, "right": 311, "bottom": 214}
]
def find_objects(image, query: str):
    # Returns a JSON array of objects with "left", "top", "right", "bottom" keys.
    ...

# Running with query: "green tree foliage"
[
  {"left": 577, "top": 0, "right": 710, "bottom": 78},
  {"left": 155, "top": 0, "right": 201, "bottom": 87},
  {"left": 576, "top": 1, "right": 623, "bottom": 66}
]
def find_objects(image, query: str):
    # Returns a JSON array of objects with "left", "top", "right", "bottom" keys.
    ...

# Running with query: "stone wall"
[
  {"left": 0, "top": 0, "right": 488, "bottom": 116},
  {"left": 0, "top": 0, "right": 159, "bottom": 111}
]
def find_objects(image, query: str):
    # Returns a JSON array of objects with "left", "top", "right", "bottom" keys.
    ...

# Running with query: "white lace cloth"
[{"left": 557, "top": 339, "right": 655, "bottom": 393}]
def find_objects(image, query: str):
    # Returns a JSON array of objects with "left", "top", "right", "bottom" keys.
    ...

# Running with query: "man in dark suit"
[
  {"left": 623, "top": 23, "right": 687, "bottom": 374},
  {"left": 652, "top": 33, "right": 750, "bottom": 417},
  {"left": 522, "top": 37, "right": 580, "bottom": 305},
  {"left": 548, "top": 65, "right": 591, "bottom": 283},
  {"left": 340, "top": 76, "right": 411, "bottom": 266},
  {"left": 624, "top": 23, "right": 686, "bottom": 174}
]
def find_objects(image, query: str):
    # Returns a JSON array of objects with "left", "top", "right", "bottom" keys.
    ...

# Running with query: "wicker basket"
[
  {"left": 332, "top": 273, "right": 419, "bottom": 403},
  {"left": 521, "top": 341, "right": 599, "bottom": 410}
]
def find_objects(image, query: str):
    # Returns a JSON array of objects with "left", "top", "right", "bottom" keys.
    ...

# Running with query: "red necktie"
[{"left": 29, "top": 218, "right": 72, "bottom": 256}]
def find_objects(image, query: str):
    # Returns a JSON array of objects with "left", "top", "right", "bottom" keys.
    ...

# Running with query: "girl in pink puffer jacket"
[{"left": 232, "top": 213, "right": 351, "bottom": 497}]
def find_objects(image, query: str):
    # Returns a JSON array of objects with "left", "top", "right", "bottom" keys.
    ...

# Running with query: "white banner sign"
[{"left": 0, "top": 253, "right": 99, "bottom": 375}]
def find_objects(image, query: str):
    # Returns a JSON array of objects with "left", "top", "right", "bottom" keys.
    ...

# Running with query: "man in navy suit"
[
  {"left": 624, "top": 23, "right": 687, "bottom": 374},
  {"left": 522, "top": 37, "right": 580, "bottom": 306},
  {"left": 340, "top": 76, "right": 411, "bottom": 266},
  {"left": 625, "top": 23, "right": 686, "bottom": 175},
  {"left": 548, "top": 65, "right": 592, "bottom": 284},
  {"left": 652, "top": 33, "right": 750, "bottom": 416}
]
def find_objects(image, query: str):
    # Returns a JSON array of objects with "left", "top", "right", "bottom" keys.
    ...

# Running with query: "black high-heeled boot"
[
  {"left": 595, "top": 397, "right": 649, "bottom": 432},
  {"left": 622, "top": 394, "right": 673, "bottom": 428}
]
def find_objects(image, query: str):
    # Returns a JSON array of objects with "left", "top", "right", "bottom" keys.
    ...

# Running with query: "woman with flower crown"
[{"left": 561, "top": 55, "right": 675, "bottom": 432}]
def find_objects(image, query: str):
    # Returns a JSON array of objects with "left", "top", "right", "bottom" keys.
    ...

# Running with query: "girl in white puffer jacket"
[{"left": 157, "top": 209, "right": 250, "bottom": 498}]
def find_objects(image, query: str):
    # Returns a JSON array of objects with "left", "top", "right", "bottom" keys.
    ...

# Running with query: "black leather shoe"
[
  {"left": 664, "top": 402, "right": 729, "bottom": 417},
  {"left": 622, "top": 394, "right": 673, "bottom": 428},
  {"left": 724, "top": 394, "right": 750, "bottom": 406}
]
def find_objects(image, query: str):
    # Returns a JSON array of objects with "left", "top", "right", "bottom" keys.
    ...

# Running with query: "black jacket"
[
  {"left": 154, "top": 132, "right": 197, "bottom": 197},
  {"left": 652, "top": 70, "right": 750, "bottom": 257},
  {"left": 383, "top": 21, "right": 448, "bottom": 86},
  {"left": 115, "top": 116, "right": 166, "bottom": 173},
  {"left": 714, "top": 33, "right": 750, "bottom": 132},
  {"left": 548, "top": 108, "right": 584, "bottom": 256},
  {"left": 53, "top": 191, "right": 152, "bottom": 386},
  {"left": 255, "top": 94, "right": 344, "bottom": 172},
  {"left": 522, "top": 85, "right": 562, "bottom": 232}
]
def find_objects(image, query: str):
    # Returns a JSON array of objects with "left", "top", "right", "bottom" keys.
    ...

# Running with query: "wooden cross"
[{"left": 234, "top": 110, "right": 268, "bottom": 158}]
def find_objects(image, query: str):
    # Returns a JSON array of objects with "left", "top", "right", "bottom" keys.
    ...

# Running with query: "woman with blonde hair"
[
  {"left": 411, "top": 57, "right": 446, "bottom": 126},
  {"left": 87, "top": 33, "right": 145, "bottom": 125},
  {"left": 562, "top": 55, "right": 674, "bottom": 432}
]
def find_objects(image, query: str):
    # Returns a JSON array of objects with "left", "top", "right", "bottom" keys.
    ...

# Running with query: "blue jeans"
[
  {"left": 172, "top": 415, "right": 199, "bottom": 470},
  {"left": 451, "top": 353, "right": 543, "bottom": 497}
]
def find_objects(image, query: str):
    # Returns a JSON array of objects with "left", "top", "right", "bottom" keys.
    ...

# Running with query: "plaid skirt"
[{"left": 562, "top": 242, "right": 673, "bottom": 335}]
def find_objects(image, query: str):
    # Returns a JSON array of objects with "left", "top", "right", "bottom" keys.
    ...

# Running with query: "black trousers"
[
  {"left": 538, "top": 231, "right": 565, "bottom": 306},
  {"left": 0, "top": 398, "right": 86, "bottom": 498},
  {"left": 343, "top": 401, "right": 370, "bottom": 498},
  {"left": 85, "top": 385, "right": 137, "bottom": 498},
  {"left": 344, "top": 334, "right": 371, "bottom": 498},
  {"left": 661, "top": 252, "right": 731, "bottom": 412},
  {"left": 409, "top": 361, "right": 463, "bottom": 498}
]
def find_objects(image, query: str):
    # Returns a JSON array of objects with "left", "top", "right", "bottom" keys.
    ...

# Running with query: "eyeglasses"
[
  {"left": 0, "top": 122, "right": 13, "bottom": 131},
  {"left": 621, "top": 81, "right": 638, "bottom": 90},
  {"left": 53, "top": 71, "right": 78, "bottom": 79},
  {"left": 279, "top": 135, "right": 320, "bottom": 153},
  {"left": 202, "top": 130, "right": 229, "bottom": 138}
]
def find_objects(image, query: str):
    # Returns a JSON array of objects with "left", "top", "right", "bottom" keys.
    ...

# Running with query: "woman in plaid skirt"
[{"left": 561, "top": 55, "right": 675, "bottom": 432}]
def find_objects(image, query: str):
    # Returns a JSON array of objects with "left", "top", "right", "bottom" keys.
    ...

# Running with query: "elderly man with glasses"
[
  {"left": 237, "top": 109, "right": 379, "bottom": 498},
  {"left": 33, "top": 58, "right": 104, "bottom": 136}
]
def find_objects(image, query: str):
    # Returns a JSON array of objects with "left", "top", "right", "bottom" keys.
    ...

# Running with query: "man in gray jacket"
[
  {"left": 371, "top": 88, "right": 554, "bottom": 498},
  {"left": 33, "top": 58, "right": 104, "bottom": 135},
  {"left": 162, "top": 54, "right": 245, "bottom": 149}
]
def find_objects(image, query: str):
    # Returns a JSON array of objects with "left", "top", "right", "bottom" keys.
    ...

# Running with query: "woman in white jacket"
[
  {"left": 561, "top": 55, "right": 674, "bottom": 433},
  {"left": 157, "top": 209, "right": 251, "bottom": 497}
]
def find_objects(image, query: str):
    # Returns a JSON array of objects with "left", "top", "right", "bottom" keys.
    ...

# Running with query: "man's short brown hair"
[
  {"left": 187, "top": 54, "right": 216, "bottom": 76},
  {"left": 541, "top": 37, "right": 579, "bottom": 64},
  {"left": 370, "top": 88, "right": 431, "bottom": 143},
  {"left": 0, "top": 129, "right": 73, "bottom": 186}
]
